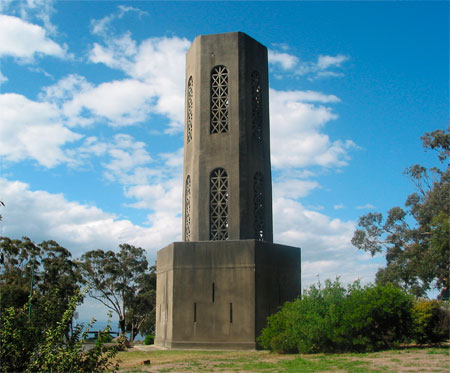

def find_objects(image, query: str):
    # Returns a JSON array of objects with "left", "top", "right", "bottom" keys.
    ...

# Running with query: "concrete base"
[{"left": 154, "top": 240, "right": 300, "bottom": 350}]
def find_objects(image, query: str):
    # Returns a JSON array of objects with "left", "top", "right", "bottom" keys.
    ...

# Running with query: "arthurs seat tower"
[{"left": 155, "top": 32, "right": 300, "bottom": 350}]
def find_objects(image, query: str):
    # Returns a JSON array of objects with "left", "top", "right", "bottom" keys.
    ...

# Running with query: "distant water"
[{"left": 75, "top": 320, "right": 144, "bottom": 341}]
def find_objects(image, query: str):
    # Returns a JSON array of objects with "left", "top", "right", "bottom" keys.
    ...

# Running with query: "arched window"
[
  {"left": 251, "top": 71, "right": 262, "bottom": 140},
  {"left": 210, "top": 168, "right": 229, "bottom": 240},
  {"left": 254, "top": 172, "right": 264, "bottom": 240},
  {"left": 186, "top": 76, "right": 193, "bottom": 143},
  {"left": 210, "top": 65, "right": 229, "bottom": 134},
  {"left": 185, "top": 175, "right": 191, "bottom": 241}
]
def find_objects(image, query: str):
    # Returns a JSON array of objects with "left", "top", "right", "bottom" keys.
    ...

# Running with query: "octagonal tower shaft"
[{"left": 182, "top": 32, "right": 273, "bottom": 242}]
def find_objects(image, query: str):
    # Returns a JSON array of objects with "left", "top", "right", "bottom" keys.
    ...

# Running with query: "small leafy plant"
[{"left": 144, "top": 334, "right": 155, "bottom": 345}]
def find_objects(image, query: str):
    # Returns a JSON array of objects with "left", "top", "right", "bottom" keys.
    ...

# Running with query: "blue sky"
[{"left": 0, "top": 1, "right": 448, "bottom": 320}]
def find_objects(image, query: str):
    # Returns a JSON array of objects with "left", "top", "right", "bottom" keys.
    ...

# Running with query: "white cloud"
[
  {"left": 0, "top": 93, "right": 81, "bottom": 167},
  {"left": 132, "top": 37, "right": 190, "bottom": 131},
  {"left": 125, "top": 178, "right": 181, "bottom": 215},
  {"left": 268, "top": 47, "right": 349, "bottom": 80},
  {"left": 33, "top": 33, "right": 190, "bottom": 131},
  {"left": 273, "top": 179, "right": 320, "bottom": 200},
  {"left": 89, "top": 33, "right": 137, "bottom": 71},
  {"left": 69, "top": 134, "right": 182, "bottom": 218},
  {"left": 66, "top": 79, "right": 156, "bottom": 127},
  {"left": 40, "top": 74, "right": 92, "bottom": 104},
  {"left": 356, "top": 203, "right": 376, "bottom": 210},
  {"left": 87, "top": 28, "right": 189, "bottom": 130},
  {"left": 0, "top": 71, "right": 7, "bottom": 84},
  {"left": 272, "top": 196, "right": 379, "bottom": 288},
  {"left": 90, "top": 5, "right": 148, "bottom": 36},
  {"left": 0, "top": 14, "right": 67, "bottom": 59},
  {"left": 0, "top": 0, "right": 58, "bottom": 35},
  {"left": 271, "top": 89, "right": 340, "bottom": 104},
  {"left": 317, "top": 54, "right": 349, "bottom": 70},
  {"left": 0, "top": 178, "right": 180, "bottom": 259},
  {"left": 334, "top": 204, "right": 345, "bottom": 210},
  {"left": 269, "top": 88, "right": 357, "bottom": 169},
  {"left": 268, "top": 50, "right": 299, "bottom": 70},
  {"left": 102, "top": 134, "right": 153, "bottom": 183}
]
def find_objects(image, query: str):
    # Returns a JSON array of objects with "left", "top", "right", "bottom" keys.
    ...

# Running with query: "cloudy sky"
[{"left": 0, "top": 1, "right": 448, "bottom": 319}]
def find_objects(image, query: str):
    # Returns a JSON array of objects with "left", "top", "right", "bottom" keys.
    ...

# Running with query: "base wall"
[{"left": 155, "top": 240, "right": 300, "bottom": 349}]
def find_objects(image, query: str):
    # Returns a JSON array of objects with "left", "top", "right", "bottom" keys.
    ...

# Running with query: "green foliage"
[
  {"left": 79, "top": 245, "right": 156, "bottom": 341},
  {"left": 144, "top": 334, "right": 155, "bottom": 345},
  {"left": 412, "top": 299, "right": 450, "bottom": 344},
  {"left": 352, "top": 127, "right": 450, "bottom": 297},
  {"left": 340, "top": 282, "right": 413, "bottom": 351},
  {"left": 258, "top": 280, "right": 414, "bottom": 354},
  {"left": 0, "top": 236, "right": 81, "bottom": 320},
  {"left": 0, "top": 302, "right": 38, "bottom": 372},
  {"left": 1, "top": 289, "right": 118, "bottom": 372},
  {"left": 95, "top": 330, "right": 113, "bottom": 347}
]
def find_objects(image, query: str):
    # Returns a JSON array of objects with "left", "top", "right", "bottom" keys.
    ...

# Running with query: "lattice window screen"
[
  {"left": 254, "top": 172, "right": 264, "bottom": 240},
  {"left": 251, "top": 71, "right": 262, "bottom": 140},
  {"left": 185, "top": 175, "right": 191, "bottom": 241},
  {"left": 210, "top": 66, "right": 229, "bottom": 134},
  {"left": 186, "top": 76, "right": 193, "bottom": 143},
  {"left": 210, "top": 168, "right": 229, "bottom": 240}
]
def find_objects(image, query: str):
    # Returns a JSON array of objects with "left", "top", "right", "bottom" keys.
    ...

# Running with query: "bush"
[
  {"left": 258, "top": 280, "right": 414, "bottom": 353},
  {"left": 340, "top": 282, "right": 414, "bottom": 351},
  {"left": 413, "top": 299, "right": 450, "bottom": 343},
  {"left": 95, "top": 330, "right": 113, "bottom": 347},
  {"left": 144, "top": 334, "right": 155, "bottom": 345},
  {"left": 0, "top": 289, "right": 119, "bottom": 372}
]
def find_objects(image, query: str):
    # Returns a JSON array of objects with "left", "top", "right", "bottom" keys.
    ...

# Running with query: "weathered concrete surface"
[
  {"left": 155, "top": 31, "right": 301, "bottom": 350},
  {"left": 154, "top": 240, "right": 300, "bottom": 349},
  {"left": 182, "top": 32, "right": 273, "bottom": 242}
]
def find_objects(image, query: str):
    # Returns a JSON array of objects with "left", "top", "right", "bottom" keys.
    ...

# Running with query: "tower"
[
  {"left": 155, "top": 32, "right": 300, "bottom": 350},
  {"left": 182, "top": 31, "right": 273, "bottom": 243}
]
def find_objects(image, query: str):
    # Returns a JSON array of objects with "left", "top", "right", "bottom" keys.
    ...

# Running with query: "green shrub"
[
  {"left": 413, "top": 299, "right": 450, "bottom": 343},
  {"left": 95, "top": 330, "right": 113, "bottom": 347},
  {"left": 144, "top": 334, "right": 155, "bottom": 345},
  {"left": 258, "top": 280, "right": 414, "bottom": 354},
  {"left": 0, "top": 289, "right": 119, "bottom": 372},
  {"left": 340, "top": 283, "right": 414, "bottom": 351}
]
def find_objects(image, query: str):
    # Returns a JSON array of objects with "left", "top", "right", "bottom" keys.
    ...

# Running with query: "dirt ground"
[{"left": 115, "top": 344, "right": 450, "bottom": 372}]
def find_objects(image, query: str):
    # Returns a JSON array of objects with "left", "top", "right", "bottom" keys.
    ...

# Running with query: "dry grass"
[{"left": 114, "top": 344, "right": 449, "bottom": 372}]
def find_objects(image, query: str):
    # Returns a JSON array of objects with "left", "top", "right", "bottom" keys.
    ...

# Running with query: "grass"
[{"left": 114, "top": 344, "right": 450, "bottom": 372}]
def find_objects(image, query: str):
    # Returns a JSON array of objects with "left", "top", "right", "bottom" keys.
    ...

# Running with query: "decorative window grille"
[
  {"left": 251, "top": 71, "right": 262, "bottom": 140},
  {"left": 185, "top": 175, "right": 191, "bottom": 241},
  {"left": 186, "top": 76, "right": 193, "bottom": 143},
  {"left": 254, "top": 172, "right": 264, "bottom": 240},
  {"left": 210, "top": 66, "right": 229, "bottom": 134},
  {"left": 210, "top": 168, "right": 229, "bottom": 240}
]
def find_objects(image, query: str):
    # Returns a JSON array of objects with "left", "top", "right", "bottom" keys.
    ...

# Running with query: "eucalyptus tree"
[
  {"left": 0, "top": 237, "right": 80, "bottom": 315},
  {"left": 352, "top": 127, "right": 449, "bottom": 297},
  {"left": 79, "top": 244, "right": 156, "bottom": 338}
]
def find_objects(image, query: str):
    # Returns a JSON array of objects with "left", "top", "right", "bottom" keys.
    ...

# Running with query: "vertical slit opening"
[
  {"left": 194, "top": 302, "right": 197, "bottom": 323},
  {"left": 212, "top": 282, "right": 215, "bottom": 302},
  {"left": 229, "top": 303, "right": 233, "bottom": 323}
]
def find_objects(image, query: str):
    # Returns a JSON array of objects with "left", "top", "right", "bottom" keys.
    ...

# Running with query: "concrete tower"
[
  {"left": 155, "top": 32, "right": 300, "bottom": 350},
  {"left": 182, "top": 32, "right": 273, "bottom": 243}
]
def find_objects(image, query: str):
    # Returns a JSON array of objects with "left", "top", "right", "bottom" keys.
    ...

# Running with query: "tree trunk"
[{"left": 119, "top": 316, "right": 126, "bottom": 336}]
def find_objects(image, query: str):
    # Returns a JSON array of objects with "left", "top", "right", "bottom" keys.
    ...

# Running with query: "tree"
[
  {"left": 0, "top": 236, "right": 81, "bottom": 326},
  {"left": 79, "top": 244, "right": 156, "bottom": 340},
  {"left": 125, "top": 266, "right": 157, "bottom": 340},
  {"left": 352, "top": 126, "right": 450, "bottom": 297},
  {"left": 1, "top": 288, "right": 118, "bottom": 372}
]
